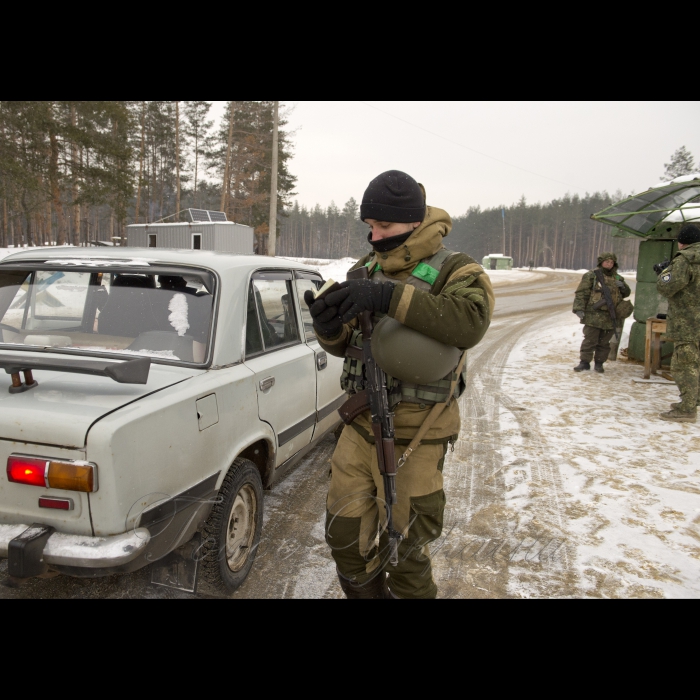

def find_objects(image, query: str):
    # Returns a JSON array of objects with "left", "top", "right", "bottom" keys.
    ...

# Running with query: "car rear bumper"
[{"left": 0, "top": 523, "right": 150, "bottom": 569}]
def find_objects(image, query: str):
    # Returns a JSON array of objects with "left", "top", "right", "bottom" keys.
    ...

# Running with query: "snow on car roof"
[{"left": 0, "top": 248, "right": 322, "bottom": 275}]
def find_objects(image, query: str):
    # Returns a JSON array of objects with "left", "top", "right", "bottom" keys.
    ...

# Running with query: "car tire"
[{"left": 199, "top": 458, "right": 263, "bottom": 595}]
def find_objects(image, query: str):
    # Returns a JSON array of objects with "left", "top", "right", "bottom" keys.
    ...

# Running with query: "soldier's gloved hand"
[
  {"left": 616, "top": 280, "right": 626, "bottom": 288},
  {"left": 303, "top": 289, "right": 343, "bottom": 338},
  {"left": 325, "top": 280, "right": 396, "bottom": 323},
  {"left": 574, "top": 310, "right": 585, "bottom": 320}
]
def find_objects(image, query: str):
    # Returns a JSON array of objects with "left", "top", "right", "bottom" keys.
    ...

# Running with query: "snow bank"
[
  {"left": 499, "top": 311, "right": 700, "bottom": 598},
  {"left": 285, "top": 257, "right": 576, "bottom": 287}
]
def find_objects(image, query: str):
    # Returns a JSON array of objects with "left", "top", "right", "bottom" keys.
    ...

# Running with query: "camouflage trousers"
[
  {"left": 326, "top": 424, "right": 448, "bottom": 599},
  {"left": 580, "top": 325, "right": 615, "bottom": 363},
  {"left": 671, "top": 341, "right": 700, "bottom": 411}
]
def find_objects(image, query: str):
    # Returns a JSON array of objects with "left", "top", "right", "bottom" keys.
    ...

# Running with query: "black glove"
[
  {"left": 616, "top": 280, "right": 626, "bottom": 288},
  {"left": 653, "top": 260, "right": 671, "bottom": 275},
  {"left": 303, "top": 289, "right": 342, "bottom": 337},
  {"left": 574, "top": 310, "right": 585, "bottom": 320},
  {"left": 324, "top": 280, "right": 395, "bottom": 323}
]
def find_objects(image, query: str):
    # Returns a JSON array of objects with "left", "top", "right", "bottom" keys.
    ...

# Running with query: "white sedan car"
[{"left": 0, "top": 248, "right": 344, "bottom": 593}]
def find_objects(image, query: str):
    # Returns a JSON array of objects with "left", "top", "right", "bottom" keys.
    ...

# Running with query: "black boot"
[
  {"left": 574, "top": 361, "right": 590, "bottom": 372},
  {"left": 336, "top": 569, "right": 389, "bottom": 599},
  {"left": 594, "top": 362, "right": 604, "bottom": 373}
]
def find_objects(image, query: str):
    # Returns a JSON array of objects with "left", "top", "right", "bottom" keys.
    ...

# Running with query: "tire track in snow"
[{"left": 433, "top": 272, "right": 580, "bottom": 598}]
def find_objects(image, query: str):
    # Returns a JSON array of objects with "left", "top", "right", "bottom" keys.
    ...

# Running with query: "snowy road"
[{"left": 2, "top": 267, "right": 699, "bottom": 598}]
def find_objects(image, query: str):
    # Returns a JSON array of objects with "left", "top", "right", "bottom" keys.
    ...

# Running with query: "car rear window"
[{"left": 0, "top": 266, "right": 215, "bottom": 365}]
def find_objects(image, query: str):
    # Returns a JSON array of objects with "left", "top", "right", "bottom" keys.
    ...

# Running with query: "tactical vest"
[
  {"left": 340, "top": 249, "right": 467, "bottom": 407},
  {"left": 590, "top": 270, "right": 622, "bottom": 311}
]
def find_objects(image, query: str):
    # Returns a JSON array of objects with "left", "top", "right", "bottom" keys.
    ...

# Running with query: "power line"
[{"left": 359, "top": 101, "right": 585, "bottom": 192}]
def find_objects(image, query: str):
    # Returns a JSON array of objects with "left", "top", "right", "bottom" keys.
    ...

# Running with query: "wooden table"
[{"left": 644, "top": 317, "right": 667, "bottom": 379}]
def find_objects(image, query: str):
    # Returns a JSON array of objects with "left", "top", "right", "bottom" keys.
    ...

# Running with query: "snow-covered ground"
[{"left": 499, "top": 310, "right": 700, "bottom": 598}]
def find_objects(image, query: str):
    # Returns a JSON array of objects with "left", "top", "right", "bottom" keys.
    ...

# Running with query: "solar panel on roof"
[
  {"left": 208, "top": 211, "right": 228, "bottom": 222},
  {"left": 189, "top": 209, "right": 211, "bottom": 222}
]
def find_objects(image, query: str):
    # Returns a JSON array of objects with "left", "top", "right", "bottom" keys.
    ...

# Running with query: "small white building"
[
  {"left": 481, "top": 253, "right": 513, "bottom": 270},
  {"left": 126, "top": 209, "right": 254, "bottom": 254}
]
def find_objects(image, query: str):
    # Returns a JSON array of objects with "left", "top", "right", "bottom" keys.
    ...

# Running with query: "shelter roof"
[{"left": 592, "top": 173, "right": 700, "bottom": 238}]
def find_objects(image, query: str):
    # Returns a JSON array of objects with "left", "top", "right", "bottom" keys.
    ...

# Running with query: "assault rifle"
[
  {"left": 344, "top": 266, "right": 403, "bottom": 566},
  {"left": 593, "top": 268, "right": 620, "bottom": 341}
]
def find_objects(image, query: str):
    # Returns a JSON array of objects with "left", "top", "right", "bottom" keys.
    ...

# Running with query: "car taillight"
[
  {"left": 7, "top": 455, "right": 97, "bottom": 493},
  {"left": 7, "top": 456, "right": 47, "bottom": 487}
]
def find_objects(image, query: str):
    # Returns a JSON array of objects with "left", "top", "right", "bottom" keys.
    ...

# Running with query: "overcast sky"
[{"left": 211, "top": 101, "right": 700, "bottom": 216}]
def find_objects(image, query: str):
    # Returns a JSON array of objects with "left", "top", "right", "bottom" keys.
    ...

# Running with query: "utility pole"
[
  {"left": 221, "top": 102, "right": 235, "bottom": 215},
  {"left": 268, "top": 101, "right": 279, "bottom": 257},
  {"left": 175, "top": 101, "right": 181, "bottom": 222},
  {"left": 501, "top": 207, "right": 506, "bottom": 255}
]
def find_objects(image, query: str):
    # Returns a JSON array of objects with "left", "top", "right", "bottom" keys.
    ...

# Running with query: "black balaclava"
[{"left": 366, "top": 229, "right": 413, "bottom": 253}]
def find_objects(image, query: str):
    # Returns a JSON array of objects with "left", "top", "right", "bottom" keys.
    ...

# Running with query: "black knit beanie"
[
  {"left": 360, "top": 170, "right": 426, "bottom": 223},
  {"left": 677, "top": 224, "right": 700, "bottom": 245}
]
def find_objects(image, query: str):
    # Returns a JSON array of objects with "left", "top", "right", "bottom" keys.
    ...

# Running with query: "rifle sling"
[
  {"left": 345, "top": 345, "right": 363, "bottom": 361},
  {"left": 593, "top": 268, "right": 620, "bottom": 339}
]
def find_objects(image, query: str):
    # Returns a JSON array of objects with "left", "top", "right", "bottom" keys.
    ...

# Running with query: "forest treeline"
[
  {"left": 2, "top": 102, "right": 691, "bottom": 271},
  {"left": 0, "top": 101, "right": 294, "bottom": 251},
  {"left": 276, "top": 192, "right": 641, "bottom": 270}
]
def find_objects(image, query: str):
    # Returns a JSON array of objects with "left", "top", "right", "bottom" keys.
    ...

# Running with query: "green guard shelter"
[
  {"left": 591, "top": 174, "right": 700, "bottom": 362},
  {"left": 481, "top": 253, "right": 513, "bottom": 270}
]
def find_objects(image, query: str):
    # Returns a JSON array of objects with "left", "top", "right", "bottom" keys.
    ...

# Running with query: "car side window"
[
  {"left": 250, "top": 275, "right": 301, "bottom": 351},
  {"left": 294, "top": 275, "right": 323, "bottom": 342},
  {"left": 245, "top": 283, "right": 264, "bottom": 357}
]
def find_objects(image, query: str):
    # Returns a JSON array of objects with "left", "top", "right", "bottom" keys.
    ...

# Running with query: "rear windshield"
[{"left": 0, "top": 265, "right": 215, "bottom": 364}]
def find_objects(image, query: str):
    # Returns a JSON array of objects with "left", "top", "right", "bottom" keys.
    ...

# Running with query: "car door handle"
[
  {"left": 259, "top": 376, "right": 275, "bottom": 391},
  {"left": 317, "top": 352, "right": 328, "bottom": 371}
]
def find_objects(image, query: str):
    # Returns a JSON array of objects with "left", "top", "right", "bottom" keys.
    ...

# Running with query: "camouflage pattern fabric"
[
  {"left": 670, "top": 341, "right": 700, "bottom": 412},
  {"left": 579, "top": 325, "right": 615, "bottom": 363},
  {"left": 656, "top": 241, "right": 700, "bottom": 342},
  {"left": 573, "top": 253, "right": 631, "bottom": 331}
]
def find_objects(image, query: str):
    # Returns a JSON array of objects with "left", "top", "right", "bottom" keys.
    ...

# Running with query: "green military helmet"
[{"left": 371, "top": 316, "right": 461, "bottom": 384}]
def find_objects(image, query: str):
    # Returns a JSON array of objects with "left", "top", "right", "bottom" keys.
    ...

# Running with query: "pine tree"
[
  {"left": 661, "top": 146, "right": 696, "bottom": 181},
  {"left": 183, "top": 101, "right": 213, "bottom": 209}
]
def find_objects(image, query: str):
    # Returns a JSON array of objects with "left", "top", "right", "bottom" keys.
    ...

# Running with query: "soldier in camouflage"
[
  {"left": 656, "top": 224, "right": 700, "bottom": 423},
  {"left": 572, "top": 252, "right": 631, "bottom": 373},
  {"left": 304, "top": 171, "right": 492, "bottom": 599}
]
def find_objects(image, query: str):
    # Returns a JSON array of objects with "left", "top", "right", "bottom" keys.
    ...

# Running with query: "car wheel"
[{"left": 200, "top": 458, "right": 263, "bottom": 594}]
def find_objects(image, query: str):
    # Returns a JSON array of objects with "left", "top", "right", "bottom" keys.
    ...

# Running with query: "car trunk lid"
[{"left": 0, "top": 360, "right": 200, "bottom": 448}]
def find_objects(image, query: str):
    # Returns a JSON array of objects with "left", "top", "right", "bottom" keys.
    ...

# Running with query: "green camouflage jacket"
[
  {"left": 656, "top": 241, "right": 700, "bottom": 342},
  {"left": 573, "top": 258, "right": 631, "bottom": 330}
]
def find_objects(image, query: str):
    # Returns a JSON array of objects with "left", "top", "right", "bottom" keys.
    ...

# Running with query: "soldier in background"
[
  {"left": 656, "top": 224, "right": 700, "bottom": 423},
  {"left": 572, "top": 252, "right": 632, "bottom": 373}
]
